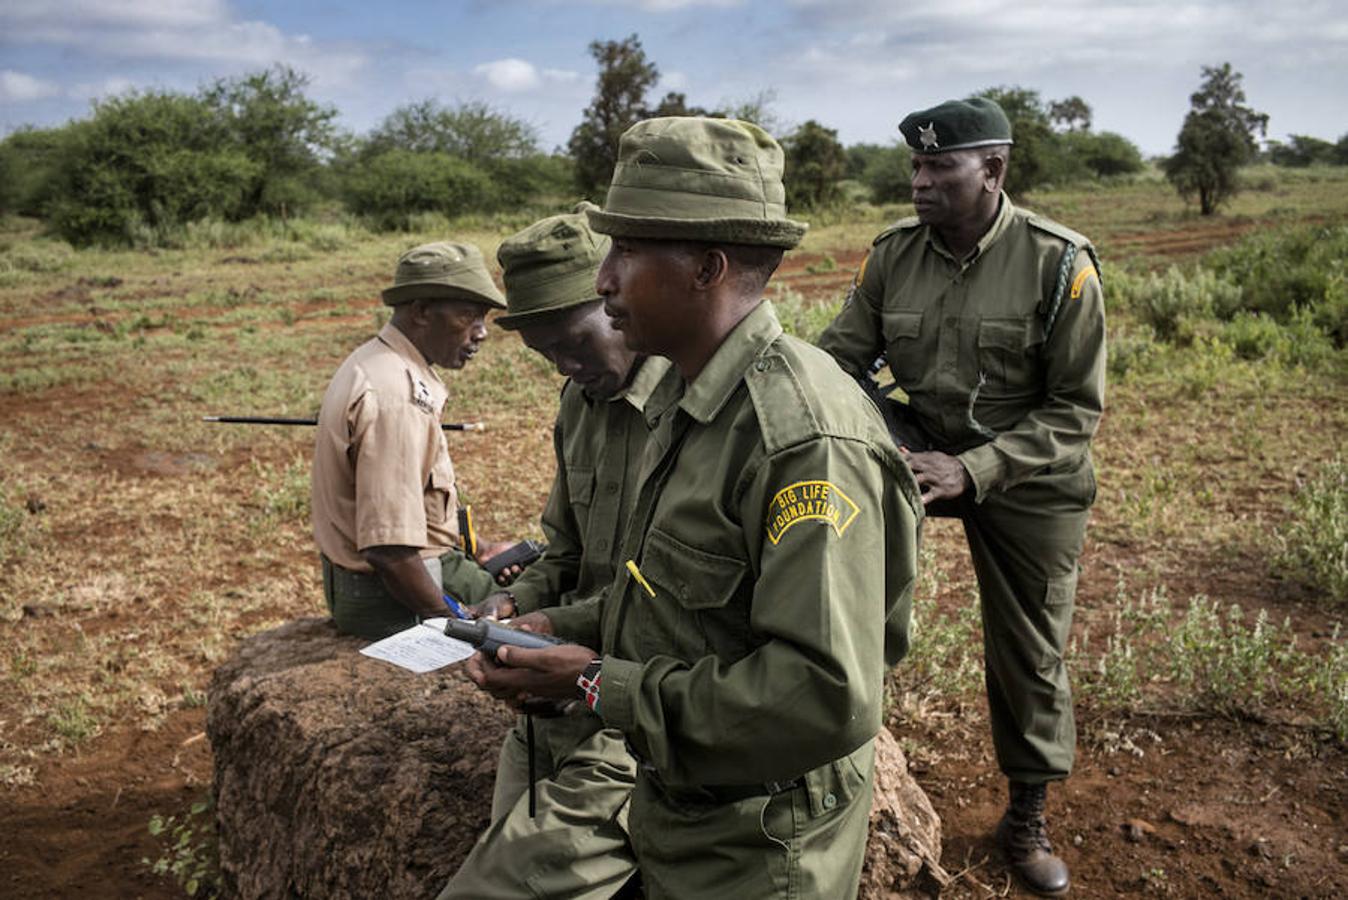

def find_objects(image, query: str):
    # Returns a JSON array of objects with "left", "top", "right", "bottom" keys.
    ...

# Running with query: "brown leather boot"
[{"left": 995, "top": 781, "right": 1070, "bottom": 896}]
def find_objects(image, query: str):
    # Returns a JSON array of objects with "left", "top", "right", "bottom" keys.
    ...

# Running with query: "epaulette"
[
  {"left": 745, "top": 343, "right": 824, "bottom": 455},
  {"left": 872, "top": 216, "right": 922, "bottom": 246},
  {"left": 1029, "top": 215, "right": 1102, "bottom": 339}
]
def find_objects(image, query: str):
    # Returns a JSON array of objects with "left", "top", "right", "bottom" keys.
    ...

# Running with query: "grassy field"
[{"left": 1, "top": 166, "right": 1346, "bottom": 897}]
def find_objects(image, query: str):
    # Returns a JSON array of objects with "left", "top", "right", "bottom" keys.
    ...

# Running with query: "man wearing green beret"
[
  {"left": 438, "top": 205, "right": 664, "bottom": 899},
  {"left": 461, "top": 117, "right": 922, "bottom": 899},
  {"left": 311, "top": 241, "right": 512, "bottom": 640},
  {"left": 818, "top": 97, "right": 1106, "bottom": 897}
]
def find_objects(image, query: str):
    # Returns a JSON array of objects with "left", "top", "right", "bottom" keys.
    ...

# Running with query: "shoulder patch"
[
  {"left": 765, "top": 479, "right": 861, "bottom": 545},
  {"left": 872, "top": 216, "right": 922, "bottom": 247}
]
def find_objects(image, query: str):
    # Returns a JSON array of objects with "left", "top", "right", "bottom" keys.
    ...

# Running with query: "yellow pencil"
[{"left": 626, "top": 559, "right": 656, "bottom": 598}]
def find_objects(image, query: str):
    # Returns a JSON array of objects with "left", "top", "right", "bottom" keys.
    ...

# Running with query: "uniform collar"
[
  {"left": 678, "top": 300, "right": 782, "bottom": 424},
  {"left": 377, "top": 321, "right": 447, "bottom": 402},
  {"left": 926, "top": 191, "right": 1015, "bottom": 266},
  {"left": 616, "top": 355, "right": 671, "bottom": 412}
]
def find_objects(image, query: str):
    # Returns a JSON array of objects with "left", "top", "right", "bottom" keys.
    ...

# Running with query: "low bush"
[{"left": 1275, "top": 457, "right": 1348, "bottom": 604}]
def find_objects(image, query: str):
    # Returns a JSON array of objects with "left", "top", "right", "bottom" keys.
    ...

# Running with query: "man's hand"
[
  {"left": 464, "top": 640, "right": 596, "bottom": 707},
  {"left": 476, "top": 539, "right": 524, "bottom": 585},
  {"left": 903, "top": 449, "right": 972, "bottom": 505},
  {"left": 468, "top": 591, "right": 515, "bottom": 621}
]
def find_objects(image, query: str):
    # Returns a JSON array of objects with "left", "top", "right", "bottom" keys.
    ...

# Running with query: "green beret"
[
  {"left": 495, "top": 203, "right": 610, "bottom": 330},
  {"left": 898, "top": 98, "right": 1013, "bottom": 154},
  {"left": 381, "top": 241, "right": 507, "bottom": 309},
  {"left": 586, "top": 116, "right": 808, "bottom": 249}
]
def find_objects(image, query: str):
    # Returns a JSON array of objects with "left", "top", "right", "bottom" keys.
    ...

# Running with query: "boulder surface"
[{"left": 209, "top": 618, "right": 947, "bottom": 898}]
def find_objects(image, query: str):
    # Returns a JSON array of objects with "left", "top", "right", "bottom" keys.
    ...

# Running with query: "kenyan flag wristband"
[{"left": 576, "top": 658, "right": 603, "bottom": 714}]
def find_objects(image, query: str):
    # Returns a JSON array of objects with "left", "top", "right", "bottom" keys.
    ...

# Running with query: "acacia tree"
[
  {"left": 568, "top": 34, "right": 660, "bottom": 197},
  {"left": 1049, "top": 96, "right": 1092, "bottom": 132},
  {"left": 782, "top": 120, "right": 847, "bottom": 210},
  {"left": 202, "top": 65, "right": 338, "bottom": 218},
  {"left": 1165, "top": 63, "right": 1268, "bottom": 215},
  {"left": 365, "top": 99, "right": 538, "bottom": 162}
]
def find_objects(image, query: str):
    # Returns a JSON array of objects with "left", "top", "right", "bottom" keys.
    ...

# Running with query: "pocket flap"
[
  {"left": 566, "top": 465, "right": 595, "bottom": 505},
  {"left": 881, "top": 310, "right": 923, "bottom": 341},
  {"left": 978, "top": 317, "right": 1043, "bottom": 350},
  {"left": 641, "top": 528, "right": 746, "bottom": 610}
]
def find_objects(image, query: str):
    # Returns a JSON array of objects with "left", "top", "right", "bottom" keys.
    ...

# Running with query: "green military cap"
[
  {"left": 586, "top": 116, "right": 808, "bottom": 249},
  {"left": 495, "top": 202, "right": 610, "bottom": 330},
  {"left": 898, "top": 98, "right": 1014, "bottom": 154},
  {"left": 381, "top": 241, "right": 507, "bottom": 309}
]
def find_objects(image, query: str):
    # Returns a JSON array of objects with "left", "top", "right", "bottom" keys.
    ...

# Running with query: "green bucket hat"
[
  {"left": 586, "top": 116, "right": 808, "bottom": 249},
  {"left": 380, "top": 241, "right": 507, "bottom": 309},
  {"left": 495, "top": 202, "right": 610, "bottom": 330},
  {"left": 898, "top": 98, "right": 1014, "bottom": 154}
]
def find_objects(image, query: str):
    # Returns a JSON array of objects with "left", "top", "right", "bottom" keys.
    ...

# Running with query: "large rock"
[{"left": 209, "top": 619, "right": 947, "bottom": 899}]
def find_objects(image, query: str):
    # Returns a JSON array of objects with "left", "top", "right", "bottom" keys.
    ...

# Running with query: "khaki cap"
[
  {"left": 495, "top": 203, "right": 610, "bottom": 330},
  {"left": 380, "top": 241, "right": 507, "bottom": 309},
  {"left": 586, "top": 116, "right": 808, "bottom": 249}
]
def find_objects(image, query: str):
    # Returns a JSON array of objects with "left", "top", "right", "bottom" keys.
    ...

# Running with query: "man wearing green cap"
[
  {"left": 311, "top": 241, "right": 511, "bottom": 640},
  {"left": 818, "top": 97, "right": 1106, "bottom": 897},
  {"left": 438, "top": 205, "right": 663, "bottom": 899},
  {"left": 461, "top": 117, "right": 922, "bottom": 899}
]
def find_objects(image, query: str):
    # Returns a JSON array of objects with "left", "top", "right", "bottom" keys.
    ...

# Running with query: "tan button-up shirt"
[{"left": 312, "top": 322, "right": 460, "bottom": 572}]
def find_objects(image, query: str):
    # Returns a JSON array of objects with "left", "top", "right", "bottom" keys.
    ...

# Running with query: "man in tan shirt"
[{"left": 312, "top": 241, "right": 508, "bottom": 639}]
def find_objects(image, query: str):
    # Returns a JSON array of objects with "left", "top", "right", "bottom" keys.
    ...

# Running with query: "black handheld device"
[
  {"left": 482, "top": 540, "right": 547, "bottom": 578},
  {"left": 443, "top": 618, "right": 566, "bottom": 656}
]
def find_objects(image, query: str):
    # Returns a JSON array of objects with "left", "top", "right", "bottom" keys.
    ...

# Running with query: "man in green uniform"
[
  {"left": 817, "top": 98, "right": 1106, "bottom": 897},
  {"left": 439, "top": 205, "right": 666, "bottom": 899},
  {"left": 311, "top": 242, "right": 510, "bottom": 640},
  {"left": 462, "top": 117, "right": 922, "bottom": 899}
]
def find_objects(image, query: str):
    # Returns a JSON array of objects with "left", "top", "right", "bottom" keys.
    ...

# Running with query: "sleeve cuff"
[
  {"left": 958, "top": 443, "right": 1006, "bottom": 503},
  {"left": 505, "top": 581, "right": 544, "bottom": 614},
  {"left": 596, "top": 655, "right": 640, "bottom": 732}
]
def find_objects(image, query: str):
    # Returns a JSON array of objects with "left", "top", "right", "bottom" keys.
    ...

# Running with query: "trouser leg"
[
  {"left": 438, "top": 719, "right": 637, "bottom": 900},
  {"left": 962, "top": 485, "right": 1090, "bottom": 783}
]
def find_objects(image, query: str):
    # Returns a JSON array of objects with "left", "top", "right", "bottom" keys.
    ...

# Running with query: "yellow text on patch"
[
  {"left": 766, "top": 480, "right": 861, "bottom": 545},
  {"left": 1070, "top": 264, "right": 1098, "bottom": 300}
]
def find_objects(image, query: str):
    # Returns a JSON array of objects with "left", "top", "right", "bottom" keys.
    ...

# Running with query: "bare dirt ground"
[{"left": 2, "top": 210, "right": 1345, "bottom": 898}]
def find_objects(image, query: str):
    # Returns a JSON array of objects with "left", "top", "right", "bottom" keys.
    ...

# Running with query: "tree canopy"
[{"left": 1165, "top": 62, "right": 1268, "bottom": 215}]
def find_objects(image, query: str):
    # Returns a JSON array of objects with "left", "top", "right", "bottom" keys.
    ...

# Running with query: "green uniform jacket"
[
  {"left": 506, "top": 356, "right": 668, "bottom": 615},
  {"left": 817, "top": 194, "right": 1106, "bottom": 502},
  {"left": 547, "top": 302, "right": 921, "bottom": 788}
]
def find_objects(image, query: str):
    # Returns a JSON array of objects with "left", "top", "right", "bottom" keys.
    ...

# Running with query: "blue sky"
[{"left": 2, "top": 0, "right": 1345, "bottom": 156}]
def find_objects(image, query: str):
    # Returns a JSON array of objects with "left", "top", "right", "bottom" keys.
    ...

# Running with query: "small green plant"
[
  {"left": 805, "top": 254, "right": 837, "bottom": 275},
  {"left": 1275, "top": 457, "right": 1348, "bottom": 604},
  {"left": 144, "top": 795, "right": 219, "bottom": 897},
  {"left": 251, "top": 455, "right": 311, "bottom": 523},
  {"left": 0, "top": 485, "right": 32, "bottom": 565},
  {"left": 48, "top": 696, "right": 100, "bottom": 745}
]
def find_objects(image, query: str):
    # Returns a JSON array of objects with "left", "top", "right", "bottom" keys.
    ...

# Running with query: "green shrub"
[
  {"left": 1220, "top": 311, "right": 1282, "bottom": 360},
  {"left": 342, "top": 149, "right": 495, "bottom": 230},
  {"left": 1106, "top": 322, "right": 1160, "bottom": 379},
  {"left": 1276, "top": 457, "right": 1348, "bottom": 604},
  {"left": 1130, "top": 266, "right": 1243, "bottom": 342},
  {"left": 1204, "top": 223, "right": 1348, "bottom": 336}
]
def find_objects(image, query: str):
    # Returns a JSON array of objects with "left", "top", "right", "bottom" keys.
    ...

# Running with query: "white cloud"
[
  {"left": 68, "top": 76, "right": 137, "bottom": 99},
  {"left": 473, "top": 59, "right": 583, "bottom": 92},
  {"left": 474, "top": 58, "right": 542, "bottom": 92},
  {"left": 0, "top": 2, "right": 368, "bottom": 88},
  {"left": 0, "top": 70, "right": 61, "bottom": 102}
]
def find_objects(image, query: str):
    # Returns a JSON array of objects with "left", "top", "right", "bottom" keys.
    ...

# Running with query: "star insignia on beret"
[{"left": 918, "top": 123, "right": 939, "bottom": 150}]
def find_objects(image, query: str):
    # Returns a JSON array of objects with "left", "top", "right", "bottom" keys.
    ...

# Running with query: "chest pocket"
[
  {"left": 977, "top": 316, "right": 1044, "bottom": 392},
  {"left": 638, "top": 528, "right": 753, "bottom": 664},
  {"left": 880, "top": 310, "right": 924, "bottom": 387}
]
